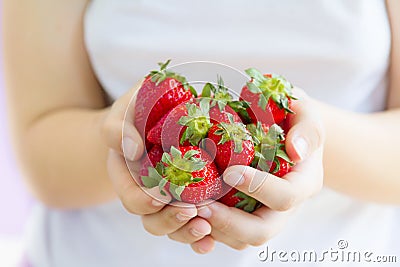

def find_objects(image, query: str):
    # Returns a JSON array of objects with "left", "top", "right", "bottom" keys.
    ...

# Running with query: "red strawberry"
[
  {"left": 139, "top": 145, "right": 164, "bottom": 185},
  {"left": 205, "top": 115, "right": 255, "bottom": 173},
  {"left": 246, "top": 123, "right": 293, "bottom": 176},
  {"left": 200, "top": 78, "right": 243, "bottom": 124},
  {"left": 240, "top": 68, "right": 295, "bottom": 126},
  {"left": 270, "top": 157, "right": 292, "bottom": 178},
  {"left": 147, "top": 100, "right": 212, "bottom": 148},
  {"left": 218, "top": 188, "right": 260, "bottom": 213},
  {"left": 141, "top": 146, "right": 222, "bottom": 204},
  {"left": 135, "top": 60, "right": 195, "bottom": 137}
]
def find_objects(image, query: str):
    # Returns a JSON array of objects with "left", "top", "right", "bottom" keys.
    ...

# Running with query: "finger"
[
  {"left": 167, "top": 217, "right": 212, "bottom": 243},
  {"left": 141, "top": 203, "right": 197, "bottom": 236},
  {"left": 191, "top": 236, "right": 216, "bottom": 254},
  {"left": 210, "top": 229, "right": 249, "bottom": 250},
  {"left": 102, "top": 80, "right": 145, "bottom": 161},
  {"left": 223, "top": 166, "right": 297, "bottom": 211},
  {"left": 285, "top": 88, "right": 325, "bottom": 162},
  {"left": 197, "top": 201, "right": 268, "bottom": 246},
  {"left": 107, "top": 149, "right": 171, "bottom": 215},
  {"left": 283, "top": 146, "right": 324, "bottom": 198}
]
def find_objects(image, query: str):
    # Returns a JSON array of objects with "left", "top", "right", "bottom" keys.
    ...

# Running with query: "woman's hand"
[
  {"left": 103, "top": 82, "right": 213, "bottom": 244},
  {"left": 184, "top": 88, "right": 325, "bottom": 253}
]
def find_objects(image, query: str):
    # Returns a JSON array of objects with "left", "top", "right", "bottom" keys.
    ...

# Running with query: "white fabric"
[{"left": 27, "top": 1, "right": 400, "bottom": 266}]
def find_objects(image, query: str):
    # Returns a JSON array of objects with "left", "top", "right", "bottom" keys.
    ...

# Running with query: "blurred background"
[{"left": 0, "top": 1, "right": 35, "bottom": 265}]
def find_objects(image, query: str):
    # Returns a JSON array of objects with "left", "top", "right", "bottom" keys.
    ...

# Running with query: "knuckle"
[
  {"left": 121, "top": 200, "right": 140, "bottom": 215},
  {"left": 142, "top": 218, "right": 164, "bottom": 236},
  {"left": 310, "top": 120, "right": 325, "bottom": 149},
  {"left": 275, "top": 190, "right": 296, "bottom": 211},
  {"left": 217, "top": 212, "right": 233, "bottom": 233},
  {"left": 120, "top": 187, "right": 153, "bottom": 215}
]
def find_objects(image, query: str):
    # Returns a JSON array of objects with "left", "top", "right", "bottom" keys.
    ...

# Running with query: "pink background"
[{"left": 0, "top": 0, "right": 33, "bottom": 237}]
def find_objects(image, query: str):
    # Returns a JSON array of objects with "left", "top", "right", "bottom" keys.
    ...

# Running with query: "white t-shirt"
[{"left": 26, "top": 1, "right": 400, "bottom": 266}]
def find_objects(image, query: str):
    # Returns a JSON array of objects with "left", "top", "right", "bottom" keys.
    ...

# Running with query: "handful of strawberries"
[{"left": 135, "top": 60, "right": 296, "bottom": 213}]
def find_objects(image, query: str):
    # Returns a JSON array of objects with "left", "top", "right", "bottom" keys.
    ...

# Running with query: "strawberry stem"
[{"left": 245, "top": 68, "right": 296, "bottom": 113}]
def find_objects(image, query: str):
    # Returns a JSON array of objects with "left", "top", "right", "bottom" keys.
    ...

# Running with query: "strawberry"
[
  {"left": 147, "top": 99, "right": 213, "bottom": 148},
  {"left": 134, "top": 60, "right": 196, "bottom": 137},
  {"left": 218, "top": 188, "right": 260, "bottom": 213},
  {"left": 205, "top": 115, "right": 255, "bottom": 173},
  {"left": 141, "top": 146, "right": 222, "bottom": 204},
  {"left": 139, "top": 145, "right": 164, "bottom": 185},
  {"left": 270, "top": 157, "right": 292, "bottom": 178},
  {"left": 240, "top": 68, "right": 296, "bottom": 126},
  {"left": 247, "top": 122, "right": 293, "bottom": 176},
  {"left": 201, "top": 77, "right": 246, "bottom": 124}
]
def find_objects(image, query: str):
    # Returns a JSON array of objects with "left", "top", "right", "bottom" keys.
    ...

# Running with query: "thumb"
[{"left": 285, "top": 89, "right": 324, "bottom": 162}]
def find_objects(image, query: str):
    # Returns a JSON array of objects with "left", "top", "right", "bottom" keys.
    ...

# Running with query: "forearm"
[
  {"left": 319, "top": 101, "right": 400, "bottom": 204},
  {"left": 19, "top": 107, "right": 116, "bottom": 209}
]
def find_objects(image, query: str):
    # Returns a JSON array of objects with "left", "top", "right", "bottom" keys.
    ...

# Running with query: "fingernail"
[
  {"left": 223, "top": 171, "right": 244, "bottom": 187},
  {"left": 293, "top": 136, "right": 308, "bottom": 161},
  {"left": 122, "top": 137, "right": 138, "bottom": 161},
  {"left": 197, "top": 247, "right": 207, "bottom": 254},
  {"left": 190, "top": 228, "right": 206, "bottom": 237},
  {"left": 197, "top": 206, "right": 212, "bottom": 219},
  {"left": 176, "top": 210, "right": 196, "bottom": 222}
]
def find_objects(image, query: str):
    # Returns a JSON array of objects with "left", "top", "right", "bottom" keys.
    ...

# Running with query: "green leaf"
[
  {"left": 233, "top": 138, "right": 244, "bottom": 153},
  {"left": 258, "top": 94, "right": 268, "bottom": 110},
  {"left": 192, "top": 177, "right": 204, "bottom": 182},
  {"left": 201, "top": 83, "right": 213, "bottom": 98},
  {"left": 141, "top": 167, "right": 162, "bottom": 188},
  {"left": 169, "top": 183, "right": 183, "bottom": 201},
  {"left": 217, "top": 100, "right": 226, "bottom": 112},
  {"left": 161, "top": 153, "right": 172, "bottom": 165},
  {"left": 199, "top": 98, "right": 210, "bottom": 114},
  {"left": 245, "top": 68, "right": 265, "bottom": 82},
  {"left": 159, "top": 178, "right": 168, "bottom": 196},
  {"left": 183, "top": 149, "right": 200, "bottom": 159},
  {"left": 178, "top": 116, "right": 191, "bottom": 126},
  {"left": 189, "top": 86, "right": 197, "bottom": 97},
  {"left": 180, "top": 130, "right": 187, "bottom": 145},
  {"left": 246, "top": 82, "right": 261, "bottom": 94},
  {"left": 170, "top": 146, "right": 182, "bottom": 159},
  {"left": 276, "top": 149, "right": 292, "bottom": 163},
  {"left": 158, "top": 59, "right": 171, "bottom": 70}
]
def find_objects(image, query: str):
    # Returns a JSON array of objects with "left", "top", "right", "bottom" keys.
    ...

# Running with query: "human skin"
[{"left": 3, "top": 0, "right": 400, "bottom": 254}]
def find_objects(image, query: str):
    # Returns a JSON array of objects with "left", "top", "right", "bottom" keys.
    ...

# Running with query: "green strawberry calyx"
[
  {"left": 201, "top": 77, "right": 252, "bottom": 123},
  {"left": 141, "top": 146, "right": 207, "bottom": 201},
  {"left": 178, "top": 100, "right": 213, "bottom": 146},
  {"left": 245, "top": 68, "right": 296, "bottom": 114},
  {"left": 247, "top": 123, "right": 293, "bottom": 173},
  {"left": 234, "top": 191, "right": 261, "bottom": 213},
  {"left": 201, "top": 76, "right": 232, "bottom": 111},
  {"left": 148, "top": 59, "right": 197, "bottom": 95},
  {"left": 214, "top": 114, "right": 252, "bottom": 153}
]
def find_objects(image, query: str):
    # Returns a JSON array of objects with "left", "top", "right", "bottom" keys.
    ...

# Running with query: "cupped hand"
[
  {"left": 102, "top": 81, "right": 213, "bottom": 245},
  {"left": 185, "top": 88, "right": 325, "bottom": 253}
]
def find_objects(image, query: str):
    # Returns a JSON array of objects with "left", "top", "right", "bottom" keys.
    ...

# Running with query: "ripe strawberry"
[
  {"left": 218, "top": 188, "right": 260, "bottom": 213},
  {"left": 270, "top": 157, "right": 292, "bottom": 178},
  {"left": 247, "top": 122, "right": 293, "bottom": 176},
  {"left": 139, "top": 145, "right": 164, "bottom": 185},
  {"left": 141, "top": 146, "right": 222, "bottom": 204},
  {"left": 205, "top": 115, "right": 255, "bottom": 173},
  {"left": 147, "top": 99, "right": 213, "bottom": 148},
  {"left": 135, "top": 60, "right": 195, "bottom": 137},
  {"left": 240, "top": 68, "right": 296, "bottom": 126},
  {"left": 201, "top": 77, "right": 245, "bottom": 124}
]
